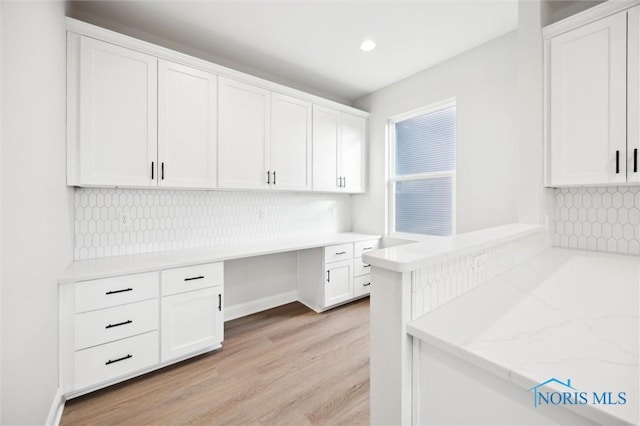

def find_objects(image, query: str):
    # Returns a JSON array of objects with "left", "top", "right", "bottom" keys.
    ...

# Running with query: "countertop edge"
[
  {"left": 363, "top": 223, "right": 544, "bottom": 273},
  {"left": 59, "top": 232, "right": 381, "bottom": 284}
]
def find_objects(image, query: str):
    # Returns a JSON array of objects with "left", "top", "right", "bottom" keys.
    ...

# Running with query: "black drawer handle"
[
  {"left": 105, "top": 354, "right": 132, "bottom": 365},
  {"left": 364, "top": 264, "right": 371, "bottom": 268},
  {"left": 326, "top": 270, "right": 330, "bottom": 283},
  {"left": 218, "top": 294, "right": 222, "bottom": 311},
  {"left": 105, "top": 320, "right": 132, "bottom": 329},
  {"left": 363, "top": 282, "right": 371, "bottom": 287},
  {"left": 634, "top": 148, "right": 638, "bottom": 173},
  {"left": 184, "top": 276, "right": 204, "bottom": 281},
  {"left": 335, "top": 251, "right": 347, "bottom": 255},
  {"left": 106, "top": 288, "right": 133, "bottom": 295},
  {"left": 616, "top": 150, "right": 620, "bottom": 174},
  {"left": 363, "top": 247, "right": 373, "bottom": 250}
]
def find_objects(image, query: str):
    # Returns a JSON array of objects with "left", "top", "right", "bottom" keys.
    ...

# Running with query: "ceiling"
[{"left": 68, "top": 1, "right": 519, "bottom": 104}]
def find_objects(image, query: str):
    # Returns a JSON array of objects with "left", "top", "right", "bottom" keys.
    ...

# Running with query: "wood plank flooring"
[{"left": 61, "top": 298, "right": 370, "bottom": 425}]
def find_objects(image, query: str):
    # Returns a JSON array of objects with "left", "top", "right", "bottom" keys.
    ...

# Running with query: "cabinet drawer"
[
  {"left": 74, "top": 331, "right": 159, "bottom": 390},
  {"left": 161, "top": 262, "right": 223, "bottom": 296},
  {"left": 324, "top": 243, "right": 354, "bottom": 263},
  {"left": 354, "top": 257, "right": 372, "bottom": 277},
  {"left": 74, "top": 299, "right": 159, "bottom": 350},
  {"left": 75, "top": 272, "right": 159, "bottom": 313},
  {"left": 354, "top": 274, "right": 372, "bottom": 297},
  {"left": 354, "top": 239, "right": 380, "bottom": 257}
]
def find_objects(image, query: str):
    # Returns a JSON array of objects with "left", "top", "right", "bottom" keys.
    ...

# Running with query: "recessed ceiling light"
[{"left": 360, "top": 39, "right": 376, "bottom": 52}]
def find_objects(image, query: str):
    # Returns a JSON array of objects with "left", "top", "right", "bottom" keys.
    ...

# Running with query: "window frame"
[{"left": 387, "top": 98, "right": 457, "bottom": 240}]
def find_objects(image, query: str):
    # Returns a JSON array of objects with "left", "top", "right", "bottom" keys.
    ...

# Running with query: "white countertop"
[
  {"left": 362, "top": 223, "right": 543, "bottom": 273},
  {"left": 60, "top": 232, "right": 380, "bottom": 284},
  {"left": 408, "top": 248, "right": 639, "bottom": 425}
]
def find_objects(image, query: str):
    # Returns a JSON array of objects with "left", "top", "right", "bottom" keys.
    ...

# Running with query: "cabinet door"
[
  {"left": 324, "top": 259, "right": 353, "bottom": 307},
  {"left": 270, "top": 94, "right": 312, "bottom": 190},
  {"left": 628, "top": 6, "right": 640, "bottom": 183},
  {"left": 161, "top": 286, "right": 223, "bottom": 362},
  {"left": 549, "top": 11, "right": 627, "bottom": 185},
  {"left": 340, "top": 113, "right": 366, "bottom": 193},
  {"left": 312, "top": 105, "right": 340, "bottom": 192},
  {"left": 158, "top": 60, "right": 217, "bottom": 188},
  {"left": 77, "top": 37, "right": 157, "bottom": 187},
  {"left": 218, "top": 77, "right": 270, "bottom": 189}
]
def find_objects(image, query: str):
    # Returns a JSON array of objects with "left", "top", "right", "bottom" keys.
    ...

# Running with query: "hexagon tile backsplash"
[
  {"left": 554, "top": 186, "right": 640, "bottom": 255},
  {"left": 74, "top": 188, "right": 352, "bottom": 260}
]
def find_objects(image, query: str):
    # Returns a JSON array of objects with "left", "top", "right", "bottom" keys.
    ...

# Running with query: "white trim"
[
  {"left": 224, "top": 290, "right": 298, "bottom": 322},
  {"left": 45, "top": 388, "right": 64, "bottom": 426},
  {"left": 388, "top": 97, "right": 456, "bottom": 123},
  {"left": 65, "top": 17, "right": 368, "bottom": 118},
  {"left": 543, "top": 0, "right": 639, "bottom": 38}
]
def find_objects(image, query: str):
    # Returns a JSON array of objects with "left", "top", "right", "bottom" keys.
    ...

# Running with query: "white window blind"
[{"left": 390, "top": 102, "right": 456, "bottom": 237}]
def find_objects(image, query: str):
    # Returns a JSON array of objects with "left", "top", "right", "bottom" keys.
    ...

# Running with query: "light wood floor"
[{"left": 61, "top": 298, "right": 370, "bottom": 425}]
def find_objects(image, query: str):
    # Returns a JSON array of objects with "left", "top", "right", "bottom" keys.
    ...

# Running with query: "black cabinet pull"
[
  {"left": 184, "top": 276, "right": 204, "bottom": 282},
  {"left": 267, "top": 171, "right": 271, "bottom": 184},
  {"left": 106, "top": 288, "right": 133, "bottom": 295},
  {"left": 363, "top": 247, "right": 373, "bottom": 250},
  {"left": 616, "top": 151, "right": 620, "bottom": 174},
  {"left": 106, "top": 354, "right": 132, "bottom": 365},
  {"left": 335, "top": 251, "right": 347, "bottom": 255},
  {"left": 634, "top": 149, "right": 638, "bottom": 173},
  {"left": 273, "top": 171, "right": 276, "bottom": 185},
  {"left": 343, "top": 177, "right": 346, "bottom": 188},
  {"left": 161, "top": 162, "right": 165, "bottom": 180},
  {"left": 218, "top": 294, "right": 222, "bottom": 311},
  {"left": 105, "top": 320, "right": 132, "bottom": 329},
  {"left": 364, "top": 264, "right": 371, "bottom": 268},
  {"left": 151, "top": 161, "right": 155, "bottom": 180},
  {"left": 363, "top": 282, "right": 371, "bottom": 287},
  {"left": 326, "top": 270, "right": 330, "bottom": 283}
]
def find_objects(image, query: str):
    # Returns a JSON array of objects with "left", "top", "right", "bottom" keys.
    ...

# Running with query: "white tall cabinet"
[
  {"left": 545, "top": 4, "right": 640, "bottom": 186},
  {"left": 312, "top": 105, "right": 366, "bottom": 193},
  {"left": 70, "top": 36, "right": 158, "bottom": 187}
]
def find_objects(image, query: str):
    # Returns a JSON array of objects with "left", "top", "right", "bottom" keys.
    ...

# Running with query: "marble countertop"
[
  {"left": 408, "top": 248, "right": 639, "bottom": 425},
  {"left": 363, "top": 223, "right": 543, "bottom": 273},
  {"left": 60, "top": 232, "right": 380, "bottom": 284}
]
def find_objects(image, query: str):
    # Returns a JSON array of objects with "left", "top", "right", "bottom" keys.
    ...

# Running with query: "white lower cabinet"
[
  {"left": 161, "top": 287, "right": 223, "bottom": 362},
  {"left": 324, "top": 259, "right": 353, "bottom": 307},
  {"left": 61, "top": 262, "right": 224, "bottom": 397},
  {"left": 297, "top": 238, "right": 380, "bottom": 312}
]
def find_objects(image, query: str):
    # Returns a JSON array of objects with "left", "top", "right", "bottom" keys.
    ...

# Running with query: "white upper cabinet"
[
  {"left": 270, "top": 93, "right": 312, "bottom": 191},
  {"left": 218, "top": 77, "right": 271, "bottom": 190},
  {"left": 158, "top": 60, "right": 217, "bottom": 188},
  {"left": 627, "top": 6, "right": 640, "bottom": 184},
  {"left": 312, "top": 106, "right": 366, "bottom": 193},
  {"left": 340, "top": 112, "right": 366, "bottom": 193},
  {"left": 312, "top": 105, "right": 340, "bottom": 192},
  {"left": 546, "top": 5, "right": 640, "bottom": 186},
  {"left": 70, "top": 36, "right": 158, "bottom": 187},
  {"left": 66, "top": 21, "right": 368, "bottom": 192}
]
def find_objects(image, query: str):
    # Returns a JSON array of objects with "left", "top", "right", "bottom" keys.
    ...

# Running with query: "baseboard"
[
  {"left": 224, "top": 291, "right": 298, "bottom": 321},
  {"left": 45, "top": 387, "right": 64, "bottom": 426}
]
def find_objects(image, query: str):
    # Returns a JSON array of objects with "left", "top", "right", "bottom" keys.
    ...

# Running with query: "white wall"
[
  {"left": 352, "top": 32, "right": 519, "bottom": 236},
  {"left": 0, "top": 0, "right": 4, "bottom": 420},
  {"left": 1, "top": 2, "right": 73, "bottom": 424}
]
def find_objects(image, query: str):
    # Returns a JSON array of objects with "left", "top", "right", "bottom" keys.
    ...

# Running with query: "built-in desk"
[{"left": 59, "top": 232, "right": 380, "bottom": 398}]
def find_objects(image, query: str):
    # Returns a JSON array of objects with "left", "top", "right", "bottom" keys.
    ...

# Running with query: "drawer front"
[
  {"left": 75, "top": 272, "right": 159, "bottom": 313},
  {"left": 161, "top": 262, "right": 223, "bottom": 296},
  {"left": 74, "top": 331, "right": 159, "bottom": 390},
  {"left": 353, "top": 257, "right": 372, "bottom": 277},
  {"left": 354, "top": 274, "right": 372, "bottom": 297},
  {"left": 75, "top": 299, "right": 159, "bottom": 350},
  {"left": 354, "top": 239, "right": 380, "bottom": 257},
  {"left": 324, "top": 243, "right": 354, "bottom": 263}
]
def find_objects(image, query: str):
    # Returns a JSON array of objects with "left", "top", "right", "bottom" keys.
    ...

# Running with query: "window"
[{"left": 388, "top": 100, "right": 456, "bottom": 237}]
